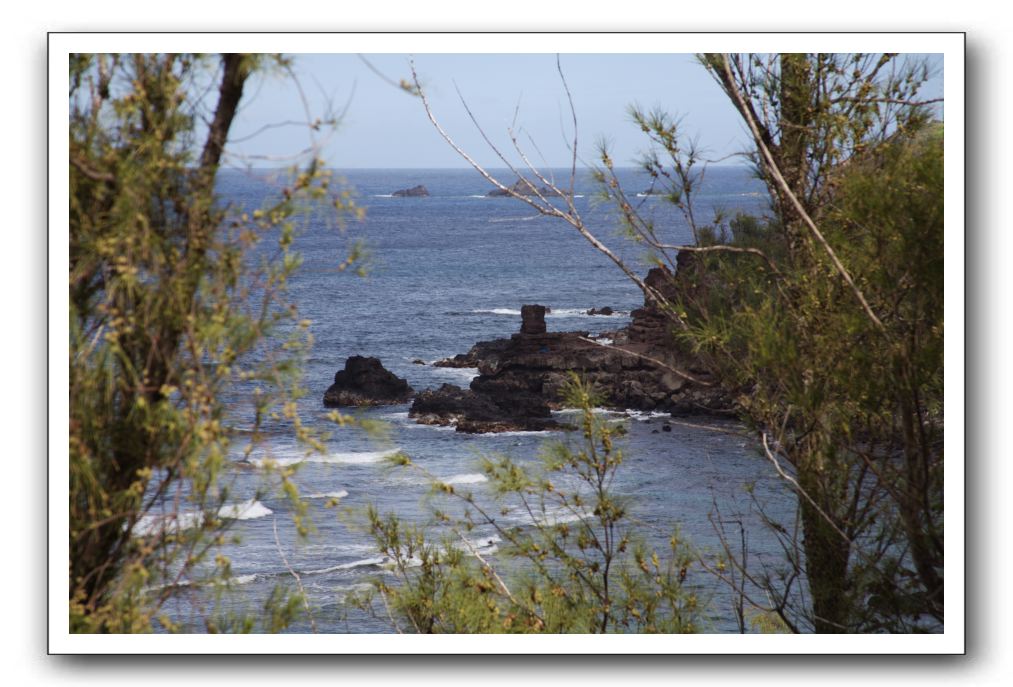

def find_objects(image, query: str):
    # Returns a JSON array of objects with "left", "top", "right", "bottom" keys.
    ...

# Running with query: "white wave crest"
[
  {"left": 318, "top": 449, "right": 402, "bottom": 465},
  {"left": 477, "top": 429, "right": 561, "bottom": 437},
  {"left": 249, "top": 448, "right": 402, "bottom": 468},
  {"left": 218, "top": 499, "right": 273, "bottom": 520},
  {"left": 303, "top": 556, "right": 388, "bottom": 575},
  {"left": 547, "top": 308, "right": 629, "bottom": 318},
  {"left": 625, "top": 410, "right": 672, "bottom": 422},
  {"left": 305, "top": 490, "right": 349, "bottom": 500},
  {"left": 132, "top": 499, "right": 272, "bottom": 536},
  {"left": 471, "top": 308, "right": 521, "bottom": 316},
  {"left": 442, "top": 473, "right": 488, "bottom": 485},
  {"left": 470, "top": 307, "right": 628, "bottom": 319}
]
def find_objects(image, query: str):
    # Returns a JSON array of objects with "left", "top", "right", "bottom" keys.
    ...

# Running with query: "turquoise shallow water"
[{"left": 154, "top": 167, "right": 797, "bottom": 633}]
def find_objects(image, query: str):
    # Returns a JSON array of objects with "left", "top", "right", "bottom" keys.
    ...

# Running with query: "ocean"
[{"left": 156, "top": 166, "right": 796, "bottom": 633}]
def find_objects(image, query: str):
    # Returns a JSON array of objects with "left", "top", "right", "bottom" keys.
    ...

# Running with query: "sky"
[{"left": 225, "top": 53, "right": 944, "bottom": 169}]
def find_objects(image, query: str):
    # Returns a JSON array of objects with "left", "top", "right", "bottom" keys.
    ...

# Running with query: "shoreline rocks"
[{"left": 323, "top": 356, "right": 414, "bottom": 407}]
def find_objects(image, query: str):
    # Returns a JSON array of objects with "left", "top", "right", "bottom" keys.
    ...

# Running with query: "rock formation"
[
  {"left": 487, "top": 179, "right": 564, "bottom": 198},
  {"left": 420, "top": 266, "right": 736, "bottom": 428},
  {"left": 392, "top": 184, "right": 429, "bottom": 197},
  {"left": 336, "top": 258, "right": 736, "bottom": 430},
  {"left": 323, "top": 356, "right": 414, "bottom": 407}
]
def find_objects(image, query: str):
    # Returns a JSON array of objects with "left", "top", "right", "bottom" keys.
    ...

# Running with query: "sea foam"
[
  {"left": 442, "top": 473, "right": 488, "bottom": 485},
  {"left": 249, "top": 448, "right": 402, "bottom": 468},
  {"left": 305, "top": 490, "right": 349, "bottom": 500}
]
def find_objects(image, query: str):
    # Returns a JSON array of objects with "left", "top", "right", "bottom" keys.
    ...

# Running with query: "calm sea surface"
[{"left": 157, "top": 167, "right": 797, "bottom": 633}]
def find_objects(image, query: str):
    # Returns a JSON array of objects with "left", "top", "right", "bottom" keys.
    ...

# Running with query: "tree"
[
  {"left": 409, "top": 52, "right": 944, "bottom": 633},
  {"left": 68, "top": 53, "right": 354, "bottom": 632}
]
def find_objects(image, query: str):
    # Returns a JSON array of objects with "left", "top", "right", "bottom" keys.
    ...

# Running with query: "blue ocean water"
[{"left": 158, "top": 167, "right": 795, "bottom": 633}]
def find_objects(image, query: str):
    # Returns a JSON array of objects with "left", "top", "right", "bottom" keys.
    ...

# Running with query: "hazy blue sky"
[{"left": 225, "top": 54, "right": 944, "bottom": 169}]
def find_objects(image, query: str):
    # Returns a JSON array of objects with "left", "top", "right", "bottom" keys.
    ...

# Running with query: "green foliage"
[
  {"left": 353, "top": 375, "right": 700, "bottom": 633},
  {"left": 645, "top": 58, "right": 942, "bottom": 632},
  {"left": 585, "top": 53, "right": 944, "bottom": 633},
  {"left": 68, "top": 53, "right": 357, "bottom": 632}
]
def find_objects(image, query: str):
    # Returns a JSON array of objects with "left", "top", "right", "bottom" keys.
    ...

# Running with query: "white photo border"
[{"left": 49, "top": 31, "right": 965, "bottom": 654}]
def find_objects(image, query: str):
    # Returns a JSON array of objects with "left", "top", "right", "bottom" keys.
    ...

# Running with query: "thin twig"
[{"left": 272, "top": 516, "right": 318, "bottom": 633}]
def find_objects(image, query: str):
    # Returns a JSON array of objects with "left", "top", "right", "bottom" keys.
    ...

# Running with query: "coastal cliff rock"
[
  {"left": 323, "top": 356, "right": 414, "bottom": 407},
  {"left": 392, "top": 184, "right": 429, "bottom": 197}
]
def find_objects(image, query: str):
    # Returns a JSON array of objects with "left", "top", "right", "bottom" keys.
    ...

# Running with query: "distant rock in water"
[
  {"left": 487, "top": 179, "right": 564, "bottom": 198},
  {"left": 586, "top": 306, "right": 614, "bottom": 316},
  {"left": 392, "top": 184, "right": 430, "bottom": 197},
  {"left": 323, "top": 356, "right": 414, "bottom": 407}
]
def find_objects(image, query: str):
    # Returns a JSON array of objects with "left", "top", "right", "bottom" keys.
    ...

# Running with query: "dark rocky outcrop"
[
  {"left": 487, "top": 179, "right": 564, "bottom": 198},
  {"left": 340, "top": 258, "right": 735, "bottom": 430},
  {"left": 433, "top": 337, "right": 512, "bottom": 369},
  {"left": 392, "top": 184, "right": 429, "bottom": 197},
  {"left": 323, "top": 356, "right": 414, "bottom": 407},
  {"left": 409, "top": 383, "right": 567, "bottom": 433},
  {"left": 422, "top": 268, "right": 736, "bottom": 426}
]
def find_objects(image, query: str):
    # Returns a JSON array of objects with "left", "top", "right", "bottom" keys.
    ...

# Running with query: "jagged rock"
[
  {"left": 323, "top": 356, "right": 413, "bottom": 407},
  {"left": 392, "top": 184, "right": 429, "bottom": 197},
  {"left": 587, "top": 306, "right": 614, "bottom": 316},
  {"left": 487, "top": 179, "right": 564, "bottom": 198}
]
